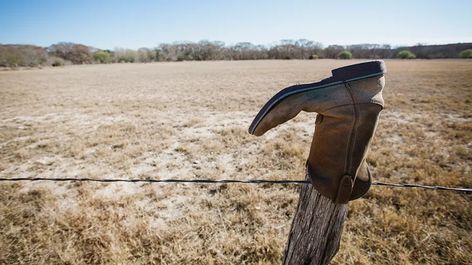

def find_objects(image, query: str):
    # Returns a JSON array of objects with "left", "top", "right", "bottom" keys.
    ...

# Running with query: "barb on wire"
[{"left": 0, "top": 177, "right": 471, "bottom": 193}]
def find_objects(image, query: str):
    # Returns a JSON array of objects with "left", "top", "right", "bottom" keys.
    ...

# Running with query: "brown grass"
[{"left": 0, "top": 60, "right": 471, "bottom": 264}]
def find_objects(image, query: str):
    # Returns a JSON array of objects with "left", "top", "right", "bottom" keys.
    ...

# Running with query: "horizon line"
[{"left": 2, "top": 40, "right": 472, "bottom": 51}]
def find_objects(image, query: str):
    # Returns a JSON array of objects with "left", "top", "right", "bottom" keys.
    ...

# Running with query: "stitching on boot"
[{"left": 343, "top": 82, "right": 359, "bottom": 176}]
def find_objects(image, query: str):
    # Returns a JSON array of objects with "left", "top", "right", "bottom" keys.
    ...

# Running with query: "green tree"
[
  {"left": 337, "top": 50, "right": 352, "bottom": 59},
  {"left": 397, "top": 50, "right": 416, "bottom": 59},
  {"left": 459, "top": 49, "right": 472, "bottom": 58},
  {"left": 93, "top": 50, "right": 112, "bottom": 63}
]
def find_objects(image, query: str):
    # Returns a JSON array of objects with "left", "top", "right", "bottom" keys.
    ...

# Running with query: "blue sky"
[{"left": 1, "top": 0, "right": 471, "bottom": 49}]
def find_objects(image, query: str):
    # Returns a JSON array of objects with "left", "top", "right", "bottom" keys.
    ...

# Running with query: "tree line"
[{"left": 1, "top": 40, "right": 471, "bottom": 67}]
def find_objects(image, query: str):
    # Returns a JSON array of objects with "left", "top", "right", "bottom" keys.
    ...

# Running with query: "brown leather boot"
[{"left": 249, "top": 61, "right": 386, "bottom": 204}]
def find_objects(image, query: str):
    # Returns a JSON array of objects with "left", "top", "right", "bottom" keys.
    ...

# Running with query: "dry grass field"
[{"left": 0, "top": 60, "right": 471, "bottom": 264}]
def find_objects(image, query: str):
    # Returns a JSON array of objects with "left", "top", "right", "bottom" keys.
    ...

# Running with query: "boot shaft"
[{"left": 309, "top": 103, "right": 383, "bottom": 203}]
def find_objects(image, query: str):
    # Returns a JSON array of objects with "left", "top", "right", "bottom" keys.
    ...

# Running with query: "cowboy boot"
[{"left": 249, "top": 61, "right": 386, "bottom": 204}]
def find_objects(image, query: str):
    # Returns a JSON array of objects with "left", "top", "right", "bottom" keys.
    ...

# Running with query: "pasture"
[{"left": 0, "top": 60, "right": 471, "bottom": 264}]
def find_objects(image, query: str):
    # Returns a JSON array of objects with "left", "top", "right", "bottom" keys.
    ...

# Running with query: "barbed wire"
[{"left": 0, "top": 177, "right": 471, "bottom": 193}]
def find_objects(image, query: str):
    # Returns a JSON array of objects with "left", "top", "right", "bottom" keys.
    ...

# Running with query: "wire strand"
[{"left": 0, "top": 177, "right": 471, "bottom": 193}]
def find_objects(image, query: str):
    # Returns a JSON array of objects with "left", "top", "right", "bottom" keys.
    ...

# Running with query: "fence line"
[{"left": 0, "top": 177, "right": 471, "bottom": 193}]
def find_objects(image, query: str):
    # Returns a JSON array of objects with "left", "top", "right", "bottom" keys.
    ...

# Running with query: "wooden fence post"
[{"left": 283, "top": 174, "right": 348, "bottom": 265}]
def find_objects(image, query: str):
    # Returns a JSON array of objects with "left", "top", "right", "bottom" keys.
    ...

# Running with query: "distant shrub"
[
  {"left": 93, "top": 50, "right": 112, "bottom": 63},
  {"left": 459, "top": 49, "right": 472, "bottom": 58},
  {"left": 397, "top": 50, "right": 416, "bottom": 59},
  {"left": 50, "top": 57, "right": 65, "bottom": 67},
  {"left": 337, "top": 50, "right": 352, "bottom": 59},
  {"left": 309, "top": 54, "right": 319, "bottom": 60}
]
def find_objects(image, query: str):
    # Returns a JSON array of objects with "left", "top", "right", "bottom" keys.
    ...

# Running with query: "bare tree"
[
  {"left": 324, "top": 45, "right": 345, "bottom": 59},
  {"left": 137, "top": 48, "right": 153, "bottom": 62},
  {"left": 113, "top": 48, "right": 137, "bottom": 63},
  {"left": 48, "top": 42, "right": 92, "bottom": 64},
  {"left": 0, "top": 45, "right": 48, "bottom": 67}
]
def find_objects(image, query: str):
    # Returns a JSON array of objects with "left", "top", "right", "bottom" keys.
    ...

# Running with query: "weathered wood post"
[
  {"left": 283, "top": 174, "right": 347, "bottom": 265},
  {"left": 248, "top": 61, "right": 386, "bottom": 264}
]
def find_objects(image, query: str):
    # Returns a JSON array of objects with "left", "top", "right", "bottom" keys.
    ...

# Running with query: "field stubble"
[{"left": 0, "top": 60, "right": 471, "bottom": 264}]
